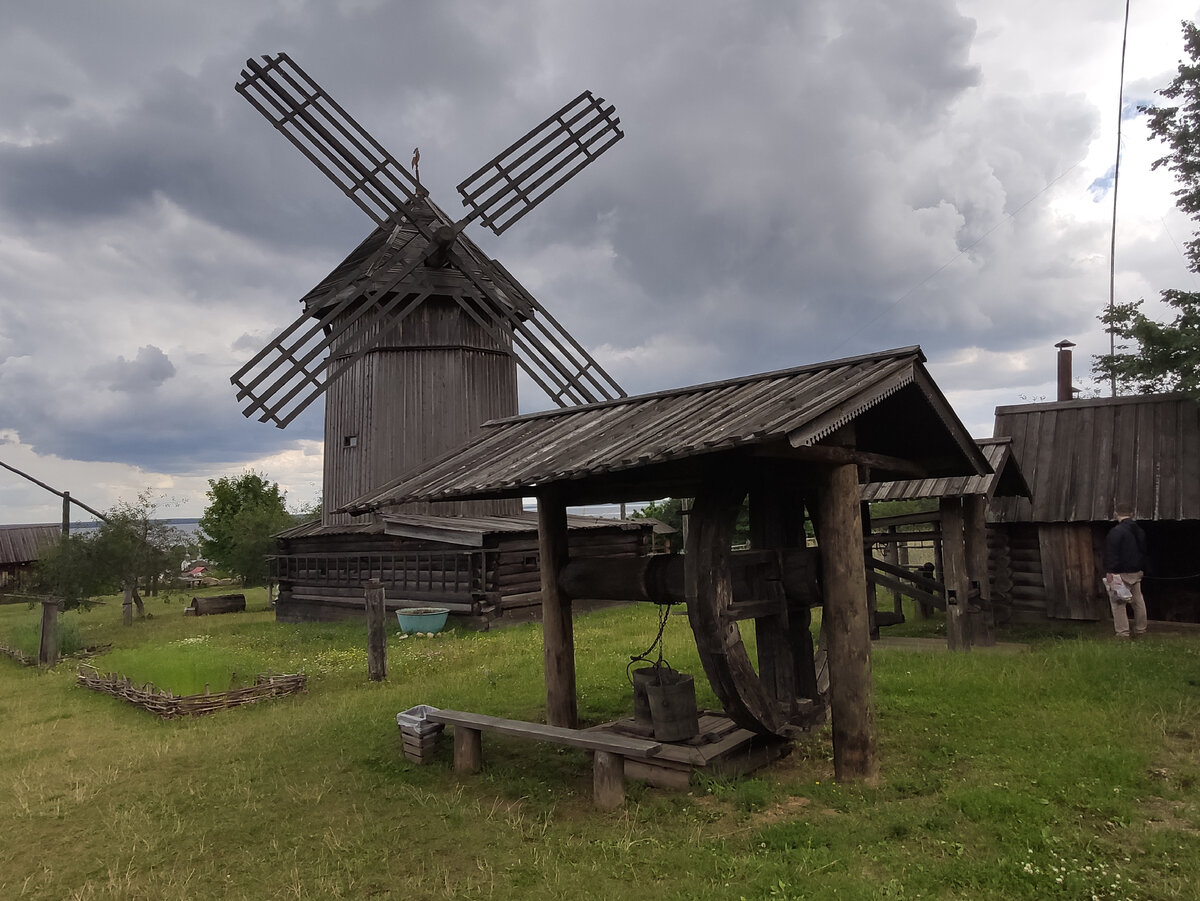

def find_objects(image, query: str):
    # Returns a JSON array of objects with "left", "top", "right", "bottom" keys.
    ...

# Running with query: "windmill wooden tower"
[{"left": 232, "top": 53, "right": 626, "bottom": 526}]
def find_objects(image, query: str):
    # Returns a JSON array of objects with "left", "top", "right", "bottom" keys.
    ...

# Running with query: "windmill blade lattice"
[
  {"left": 449, "top": 252, "right": 625, "bottom": 405},
  {"left": 237, "top": 53, "right": 428, "bottom": 234},
  {"left": 232, "top": 234, "right": 431, "bottom": 427},
  {"left": 457, "top": 91, "right": 623, "bottom": 236}
]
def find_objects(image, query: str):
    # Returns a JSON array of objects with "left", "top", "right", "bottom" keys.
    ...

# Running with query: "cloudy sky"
[{"left": 1, "top": 0, "right": 1196, "bottom": 523}]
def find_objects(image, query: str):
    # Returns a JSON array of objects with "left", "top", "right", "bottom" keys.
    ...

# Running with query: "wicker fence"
[
  {"left": 1, "top": 644, "right": 35, "bottom": 666},
  {"left": 76, "top": 665, "right": 307, "bottom": 718}
]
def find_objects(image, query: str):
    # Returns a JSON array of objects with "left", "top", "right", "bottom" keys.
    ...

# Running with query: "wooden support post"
[
  {"left": 538, "top": 488, "right": 577, "bottom": 728},
  {"left": 861, "top": 502, "right": 878, "bottom": 640},
  {"left": 453, "top": 727, "right": 482, "bottom": 774},
  {"left": 816, "top": 463, "right": 879, "bottom": 784},
  {"left": 365, "top": 579, "right": 387, "bottom": 681},
  {"left": 885, "top": 528, "right": 902, "bottom": 616},
  {"left": 946, "top": 590, "right": 969, "bottom": 651},
  {"left": 963, "top": 496, "right": 995, "bottom": 646},
  {"left": 61, "top": 492, "right": 71, "bottom": 537},
  {"left": 593, "top": 750, "right": 625, "bottom": 809},
  {"left": 39, "top": 598, "right": 60, "bottom": 667},
  {"left": 122, "top": 584, "right": 133, "bottom": 627},
  {"left": 748, "top": 477, "right": 798, "bottom": 715},
  {"left": 939, "top": 498, "right": 972, "bottom": 651}
]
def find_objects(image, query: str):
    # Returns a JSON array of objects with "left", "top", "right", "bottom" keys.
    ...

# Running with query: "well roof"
[
  {"left": 341, "top": 346, "right": 991, "bottom": 512},
  {"left": 860, "top": 438, "right": 1030, "bottom": 503}
]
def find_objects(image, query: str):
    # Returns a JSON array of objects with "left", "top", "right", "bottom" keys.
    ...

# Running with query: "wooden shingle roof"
[
  {"left": 276, "top": 512, "right": 647, "bottom": 545},
  {"left": 860, "top": 438, "right": 1030, "bottom": 503},
  {"left": 0, "top": 524, "right": 60, "bottom": 567},
  {"left": 988, "top": 394, "right": 1200, "bottom": 523},
  {"left": 341, "top": 346, "right": 990, "bottom": 512}
]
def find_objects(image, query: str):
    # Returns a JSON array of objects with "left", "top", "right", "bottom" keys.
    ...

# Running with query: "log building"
[
  {"left": 0, "top": 524, "right": 60, "bottom": 591},
  {"left": 987, "top": 393, "right": 1200, "bottom": 623}
]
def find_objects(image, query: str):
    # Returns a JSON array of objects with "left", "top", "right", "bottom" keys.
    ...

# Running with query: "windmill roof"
[
  {"left": 299, "top": 195, "right": 534, "bottom": 318},
  {"left": 860, "top": 438, "right": 1030, "bottom": 503},
  {"left": 339, "top": 346, "right": 991, "bottom": 512}
]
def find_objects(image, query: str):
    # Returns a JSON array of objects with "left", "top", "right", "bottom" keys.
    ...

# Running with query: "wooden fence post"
[
  {"left": 939, "top": 498, "right": 972, "bottom": 651},
  {"left": 945, "top": 589, "right": 969, "bottom": 652},
  {"left": 122, "top": 584, "right": 133, "bottom": 626},
  {"left": 365, "top": 579, "right": 387, "bottom": 681},
  {"left": 963, "top": 496, "right": 995, "bottom": 646},
  {"left": 39, "top": 597, "right": 60, "bottom": 667}
]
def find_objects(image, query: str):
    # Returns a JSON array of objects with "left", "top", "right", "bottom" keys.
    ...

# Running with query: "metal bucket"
[{"left": 644, "top": 669, "right": 699, "bottom": 742}]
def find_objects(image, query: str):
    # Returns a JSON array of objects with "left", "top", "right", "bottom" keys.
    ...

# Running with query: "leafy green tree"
[
  {"left": 35, "top": 491, "right": 186, "bottom": 611},
  {"left": 35, "top": 533, "right": 101, "bottom": 609},
  {"left": 631, "top": 497, "right": 684, "bottom": 533},
  {"left": 1094, "top": 20, "right": 1200, "bottom": 396},
  {"left": 292, "top": 492, "right": 323, "bottom": 523},
  {"left": 198, "top": 472, "right": 293, "bottom": 586}
]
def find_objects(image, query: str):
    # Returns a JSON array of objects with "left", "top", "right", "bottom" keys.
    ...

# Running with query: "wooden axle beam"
[{"left": 557, "top": 548, "right": 820, "bottom": 609}]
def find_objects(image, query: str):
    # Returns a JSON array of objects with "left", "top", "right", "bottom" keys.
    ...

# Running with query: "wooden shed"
[
  {"left": 987, "top": 394, "right": 1200, "bottom": 623},
  {"left": 343, "top": 346, "right": 991, "bottom": 781},
  {"left": 0, "top": 524, "right": 60, "bottom": 591},
  {"left": 272, "top": 512, "right": 651, "bottom": 624}
]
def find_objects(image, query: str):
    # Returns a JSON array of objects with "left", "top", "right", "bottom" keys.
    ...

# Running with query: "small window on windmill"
[{"left": 343, "top": 435, "right": 359, "bottom": 449}]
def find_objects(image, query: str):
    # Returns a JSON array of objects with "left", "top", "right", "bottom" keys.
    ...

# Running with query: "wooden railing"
[{"left": 271, "top": 550, "right": 493, "bottom": 598}]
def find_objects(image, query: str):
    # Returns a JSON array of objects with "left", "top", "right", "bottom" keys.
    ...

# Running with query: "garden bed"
[{"left": 76, "top": 665, "right": 306, "bottom": 718}]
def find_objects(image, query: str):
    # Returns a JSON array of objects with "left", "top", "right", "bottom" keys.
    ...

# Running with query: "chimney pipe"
[{"left": 1055, "top": 339, "right": 1077, "bottom": 402}]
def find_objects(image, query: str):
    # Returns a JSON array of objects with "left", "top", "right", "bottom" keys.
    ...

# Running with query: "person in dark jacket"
[{"left": 1103, "top": 502, "right": 1148, "bottom": 638}]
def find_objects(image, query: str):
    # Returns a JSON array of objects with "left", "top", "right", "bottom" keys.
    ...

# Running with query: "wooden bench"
[{"left": 424, "top": 709, "right": 663, "bottom": 809}]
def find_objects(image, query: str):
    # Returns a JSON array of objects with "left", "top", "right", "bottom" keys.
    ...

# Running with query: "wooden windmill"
[{"left": 232, "top": 53, "right": 626, "bottom": 523}]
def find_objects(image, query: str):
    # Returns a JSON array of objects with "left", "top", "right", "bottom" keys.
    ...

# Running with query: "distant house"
[
  {"left": 987, "top": 394, "right": 1200, "bottom": 623},
  {"left": 0, "top": 524, "right": 60, "bottom": 591}
]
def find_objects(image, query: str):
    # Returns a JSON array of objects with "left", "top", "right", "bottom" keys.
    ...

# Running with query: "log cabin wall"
[
  {"left": 322, "top": 296, "right": 521, "bottom": 526},
  {"left": 274, "top": 522, "right": 650, "bottom": 624},
  {"left": 985, "top": 524, "right": 1015, "bottom": 619}
]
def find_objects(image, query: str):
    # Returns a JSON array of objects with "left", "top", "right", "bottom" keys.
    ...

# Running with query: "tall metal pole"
[{"left": 1107, "top": 0, "right": 1131, "bottom": 397}]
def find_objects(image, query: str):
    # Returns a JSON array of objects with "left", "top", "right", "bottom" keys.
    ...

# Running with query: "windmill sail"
[
  {"left": 237, "top": 53, "right": 427, "bottom": 234},
  {"left": 457, "top": 91, "right": 623, "bottom": 236}
]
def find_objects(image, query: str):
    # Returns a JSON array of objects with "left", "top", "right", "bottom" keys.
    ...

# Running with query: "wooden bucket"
[
  {"left": 631, "top": 667, "right": 657, "bottom": 725},
  {"left": 644, "top": 668, "right": 699, "bottom": 742}
]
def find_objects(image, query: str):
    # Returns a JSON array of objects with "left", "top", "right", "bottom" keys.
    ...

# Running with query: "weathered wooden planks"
[{"left": 187, "top": 594, "right": 247, "bottom": 616}]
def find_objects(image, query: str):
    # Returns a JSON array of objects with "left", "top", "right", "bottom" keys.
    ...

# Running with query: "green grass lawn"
[{"left": 1, "top": 589, "right": 1197, "bottom": 900}]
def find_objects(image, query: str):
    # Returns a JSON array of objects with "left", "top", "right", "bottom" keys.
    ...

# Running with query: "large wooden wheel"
[{"left": 684, "top": 480, "right": 821, "bottom": 737}]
